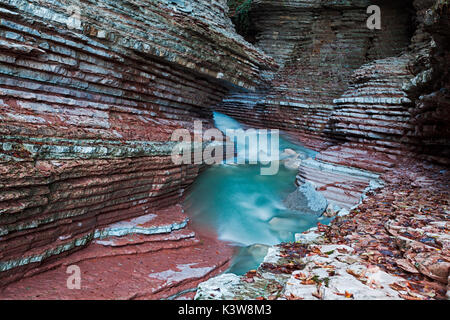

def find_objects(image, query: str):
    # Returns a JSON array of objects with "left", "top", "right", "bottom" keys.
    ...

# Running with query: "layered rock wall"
[
  {"left": 218, "top": 0, "right": 449, "bottom": 166},
  {"left": 0, "top": 0, "right": 272, "bottom": 286},
  {"left": 330, "top": 55, "right": 414, "bottom": 158},
  {"left": 216, "top": 0, "right": 414, "bottom": 143},
  {"left": 330, "top": 0, "right": 450, "bottom": 165}
]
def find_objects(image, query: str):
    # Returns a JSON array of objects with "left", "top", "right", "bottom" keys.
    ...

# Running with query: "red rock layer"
[{"left": 0, "top": 157, "right": 203, "bottom": 286}]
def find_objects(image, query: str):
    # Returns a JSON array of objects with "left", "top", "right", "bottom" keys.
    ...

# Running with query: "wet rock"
[
  {"left": 0, "top": 224, "right": 234, "bottom": 300},
  {"left": 198, "top": 160, "right": 450, "bottom": 300},
  {"left": 281, "top": 148, "right": 303, "bottom": 170},
  {"left": 197, "top": 243, "right": 411, "bottom": 300},
  {"left": 228, "top": 244, "right": 270, "bottom": 275},
  {"left": 0, "top": 0, "right": 273, "bottom": 287},
  {"left": 296, "top": 158, "right": 382, "bottom": 210},
  {"left": 282, "top": 149, "right": 298, "bottom": 157},
  {"left": 283, "top": 158, "right": 302, "bottom": 171},
  {"left": 195, "top": 273, "right": 242, "bottom": 300}
]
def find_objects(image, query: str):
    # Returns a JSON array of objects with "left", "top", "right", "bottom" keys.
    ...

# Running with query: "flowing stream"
[{"left": 184, "top": 112, "right": 330, "bottom": 275}]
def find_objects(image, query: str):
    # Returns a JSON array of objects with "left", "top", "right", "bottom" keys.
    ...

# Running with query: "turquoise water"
[{"left": 184, "top": 112, "right": 328, "bottom": 275}]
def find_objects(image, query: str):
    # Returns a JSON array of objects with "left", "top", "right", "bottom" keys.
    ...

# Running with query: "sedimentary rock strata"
[
  {"left": 218, "top": 0, "right": 449, "bottom": 168},
  {"left": 330, "top": 55, "right": 414, "bottom": 158},
  {"left": 217, "top": 0, "right": 414, "bottom": 140},
  {"left": 217, "top": 1, "right": 449, "bottom": 241},
  {"left": 330, "top": 0, "right": 450, "bottom": 165},
  {"left": 0, "top": 0, "right": 272, "bottom": 288},
  {"left": 197, "top": 159, "right": 450, "bottom": 300},
  {"left": 0, "top": 0, "right": 448, "bottom": 301},
  {"left": 0, "top": 204, "right": 234, "bottom": 299},
  {"left": 195, "top": 0, "right": 449, "bottom": 301},
  {"left": 405, "top": 0, "right": 450, "bottom": 164},
  {"left": 296, "top": 158, "right": 381, "bottom": 211}
]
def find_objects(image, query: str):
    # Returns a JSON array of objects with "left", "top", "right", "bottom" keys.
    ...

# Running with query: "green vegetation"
[{"left": 227, "top": 0, "right": 253, "bottom": 37}]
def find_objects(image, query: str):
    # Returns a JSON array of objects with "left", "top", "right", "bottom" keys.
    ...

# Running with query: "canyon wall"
[
  {"left": 0, "top": 0, "right": 272, "bottom": 287},
  {"left": 0, "top": 0, "right": 447, "bottom": 296},
  {"left": 217, "top": 0, "right": 413, "bottom": 145},
  {"left": 330, "top": 0, "right": 450, "bottom": 165},
  {"left": 217, "top": 0, "right": 449, "bottom": 165},
  {"left": 216, "top": 0, "right": 449, "bottom": 218},
  {"left": 194, "top": 1, "right": 449, "bottom": 301},
  {"left": 405, "top": 0, "right": 450, "bottom": 164}
]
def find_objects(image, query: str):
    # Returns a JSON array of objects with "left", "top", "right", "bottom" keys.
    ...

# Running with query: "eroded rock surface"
[
  {"left": 197, "top": 243, "right": 406, "bottom": 300},
  {"left": 296, "top": 158, "right": 382, "bottom": 211},
  {"left": 197, "top": 160, "right": 449, "bottom": 300},
  {"left": 0, "top": 0, "right": 273, "bottom": 290},
  {"left": 284, "top": 182, "right": 328, "bottom": 216},
  {"left": 0, "top": 215, "right": 234, "bottom": 299},
  {"left": 217, "top": 0, "right": 449, "bottom": 167}
]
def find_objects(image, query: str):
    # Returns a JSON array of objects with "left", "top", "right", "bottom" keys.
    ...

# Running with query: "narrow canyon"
[{"left": 0, "top": 0, "right": 448, "bottom": 300}]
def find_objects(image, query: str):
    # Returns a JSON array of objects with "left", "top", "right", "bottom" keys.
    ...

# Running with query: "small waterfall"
[{"left": 184, "top": 112, "right": 328, "bottom": 275}]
